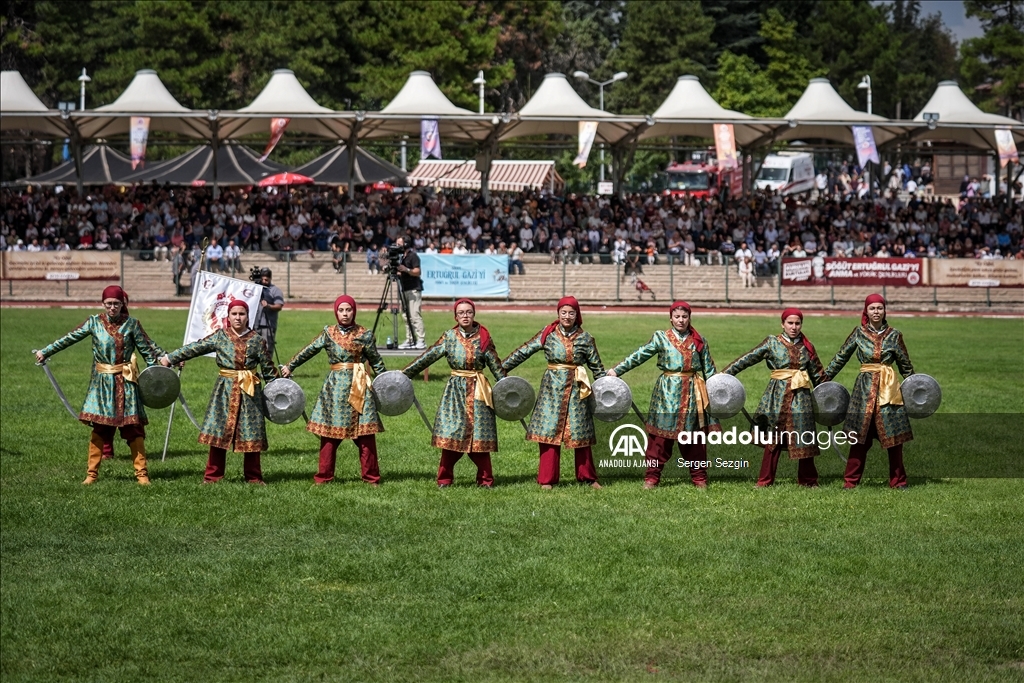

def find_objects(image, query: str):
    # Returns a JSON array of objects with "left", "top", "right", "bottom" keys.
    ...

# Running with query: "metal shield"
[
  {"left": 812, "top": 381, "right": 851, "bottom": 426},
  {"left": 261, "top": 378, "right": 307, "bottom": 424},
  {"left": 705, "top": 373, "right": 746, "bottom": 419},
  {"left": 492, "top": 376, "right": 536, "bottom": 422},
  {"left": 589, "top": 376, "right": 632, "bottom": 422},
  {"left": 372, "top": 370, "right": 414, "bottom": 416},
  {"left": 137, "top": 365, "right": 181, "bottom": 409},
  {"left": 900, "top": 373, "right": 941, "bottom": 419}
]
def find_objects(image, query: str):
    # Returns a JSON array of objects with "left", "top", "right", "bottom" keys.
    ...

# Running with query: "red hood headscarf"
[
  {"left": 861, "top": 293, "right": 887, "bottom": 327},
  {"left": 334, "top": 294, "right": 357, "bottom": 326},
  {"left": 227, "top": 298, "right": 250, "bottom": 315},
  {"left": 101, "top": 285, "right": 129, "bottom": 319},
  {"left": 780, "top": 307, "right": 816, "bottom": 355},
  {"left": 541, "top": 296, "right": 582, "bottom": 345},
  {"left": 669, "top": 301, "right": 704, "bottom": 351},
  {"left": 453, "top": 298, "right": 491, "bottom": 351}
]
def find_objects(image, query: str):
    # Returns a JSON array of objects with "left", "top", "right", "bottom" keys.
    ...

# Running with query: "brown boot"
[
  {"left": 129, "top": 437, "right": 150, "bottom": 485},
  {"left": 84, "top": 432, "right": 103, "bottom": 485}
]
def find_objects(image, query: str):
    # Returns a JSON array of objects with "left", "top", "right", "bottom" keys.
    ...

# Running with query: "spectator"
[
  {"left": 224, "top": 239, "right": 242, "bottom": 273},
  {"left": 508, "top": 241, "right": 525, "bottom": 275},
  {"left": 205, "top": 238, "right": 224, "bottom": 272}
]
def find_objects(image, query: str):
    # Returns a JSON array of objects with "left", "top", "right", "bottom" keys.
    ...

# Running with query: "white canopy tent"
[
  {"left": 641, "top": 75, "right": 782, "bottom": 146},
  {"left": 0, "top": 70, "right": 68, "bottom": 136},
  {"left": 359, "top": 71, "right": 494, "bottom": 142},
  {"left": 911, "top": 80, "right": 1024, "bottom": 150},
  {"left": 71, "top": 69, "right": 210, "bottom": 139}
]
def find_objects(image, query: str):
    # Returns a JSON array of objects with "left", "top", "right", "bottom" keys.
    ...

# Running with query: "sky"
[{"left": 916, "top": 1, "right": 985, "bottom": 41}]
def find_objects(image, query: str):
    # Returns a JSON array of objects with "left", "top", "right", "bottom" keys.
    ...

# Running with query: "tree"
[
  {"left": 713, "top": 51, "right": 788, "bottom": 116},
  {"left": 485, "top": 0, "right": 563, "bottom": 111},
  {"left": 960, "top": 0, "right": 1024, "bottom": 117},
  {"left": 761, "top": 7, "right": 826, "bottom": 111}
]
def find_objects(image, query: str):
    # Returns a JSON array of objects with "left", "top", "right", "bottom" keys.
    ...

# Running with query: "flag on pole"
[
  {"left": 852, "top": 126, "right": 880, "bottom": 168},
  {"left": 184, "top": 272, "right": 264, "bottom": 354},
  {"left": 259, "top": 118, "right": 290, "bottom": 162},
  {"left": 574, "top": 121, "right": 598, "bottom": 168},
  {"left": 713, "top": 123, "right": 737, "bottom": 169},
  {"left": 995, "top": 128, "right": 1019, "bottom": 168},
  {"left": 130, "top": 116, "right": 151, "bottom": 170},
  {"left": 421, "top": 119, "right": 442, "bottom": 159}
]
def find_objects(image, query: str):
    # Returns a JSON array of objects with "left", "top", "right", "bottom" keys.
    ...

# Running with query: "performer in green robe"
[
  {"left": 608, "top": 301, "right": 719, "bottom": 488},
  {"left": 403, "top": 299, "right": 506, "bottom": 487},
  {"left": 723, "top": 308, "right": 827, "bottom": 487},
  {"left": 502, "top": 296, "right": 605, "bottom": 489},
  {"left": 35, "top": 286, "right": 164, "bottom": 485},
  {"left": 824, "top": 294, "right": 915, "bottom": 489},
  {"left": 162, "top": 298, "right": 278, "bottom": 484},
  {"left": 282, "top": 295, "right": 386, "bottom": 485}
]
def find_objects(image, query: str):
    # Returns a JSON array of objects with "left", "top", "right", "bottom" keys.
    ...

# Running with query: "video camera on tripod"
[
  {"left": 373, "top": 244, "right": 415, "bottom": 349},
  {"left": 382, "top": 244, "right": 404, "bottom": 273}
]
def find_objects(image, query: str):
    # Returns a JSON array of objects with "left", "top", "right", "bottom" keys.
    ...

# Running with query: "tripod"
[{"left": 372, "top": 267, "right": 416, "bottom": 349}]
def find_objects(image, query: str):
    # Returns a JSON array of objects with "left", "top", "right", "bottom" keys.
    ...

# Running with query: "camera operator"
[
  {"left": 393, "top": 237, "right": 425, "bottom": 350},
  {"left": 252, "top": 267, "right": 285, "bottom": 357}
]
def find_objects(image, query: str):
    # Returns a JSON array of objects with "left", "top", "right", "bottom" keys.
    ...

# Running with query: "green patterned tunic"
[
  {"left": 612, "top": 329, "right": 720, "bottom": 438},
  {"left": 286, "top": 324, "right": 387, "bottom": 440},
  {"left": 824, "top": 324, "right": 915, "bottom": 448},
  {"left": 502, "top": 326, "right": 605, "bottom": 448},
  {"left": 166, "top": 329, "right": 278, "bottom": 453},
  {"left": 403, "top": 326, "right": 506, "bottom": 453},
  {"left": 723, "top": 334, "right": 827, "bottom": 459},
  {"left": 39, "top": 313, "right": 164, "bottom": 427}
]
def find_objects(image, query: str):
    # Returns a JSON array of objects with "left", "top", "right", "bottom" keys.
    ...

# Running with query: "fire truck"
[{"left": 663, "top": 149, "right": 743, "bottom": 199}]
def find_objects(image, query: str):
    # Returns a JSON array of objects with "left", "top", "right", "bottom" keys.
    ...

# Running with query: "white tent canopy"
[
  {"left": 72, "top": 69, "right": 209, "bottom": 138},
  {"left": 218, "top": 69, "right": 355, "bottom": 140},
  {"left": 501, "top": 73, "right": 643, "bottom": 144},
  {"left": 771, "top": 78, "right": 910, "bottom": 146},
  {"left": 0, "top": 70, "right": 68, "bottom": 136},
  {"left": 360, "top": 71, "right": 493, "bottom": 141},
  {"left": 911, "top": 80, "right": 1024, "bottom": 150},
  {"left": 642, "top": 75, "right": 782, "bottom": 145}
]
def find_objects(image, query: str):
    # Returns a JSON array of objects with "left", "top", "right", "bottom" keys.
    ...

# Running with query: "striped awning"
[{"left": 407, "top": 159, "right": 564, "bottom": 192}]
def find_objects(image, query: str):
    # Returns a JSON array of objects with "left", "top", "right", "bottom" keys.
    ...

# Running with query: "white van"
[{"left": 755, "top": 152, "right": 815, "bottom": 195}]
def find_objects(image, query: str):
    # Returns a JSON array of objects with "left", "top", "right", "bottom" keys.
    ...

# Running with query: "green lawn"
[{"left": 2, "top": 307, "right": 1023, "bottom": 682}]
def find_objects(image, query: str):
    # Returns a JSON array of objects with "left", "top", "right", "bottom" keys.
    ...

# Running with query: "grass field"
[{"left": 2, "top": 306, "right": 1023, "bottom": 682}]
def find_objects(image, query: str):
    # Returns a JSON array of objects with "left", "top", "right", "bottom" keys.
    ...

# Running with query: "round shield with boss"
[
  {"left": 900, "top": 373, "right": 941, "bottom": 419},
  {"left": 812, "top": 381, "right": 851, "bottom": 426},
  {"left": 137, "top": 365, "right": 181, "bottom": 409},
  {"left": 491, "top": 376, "right": 536, "bottom": 422},
  {"left": 261, "top": 378, "right": 306, "bottom": 424},
  {"left": 589, "top": 376, "right": 632, "bottom": 422},
  {"left": 372, "top": 370, "right": 414, "bottom": 416},
  {"left": 705, "top": 373, "right": 746, "bottom": 419}
]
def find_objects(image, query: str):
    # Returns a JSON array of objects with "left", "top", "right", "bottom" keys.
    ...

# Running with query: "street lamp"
[
  {"left": 78, "top": 68, "right": 91, "bottom": 111},
  {"left": 473, "top": 70, "right": 486, "bottom": 115},
  {"left": 573, "top": 71, "right": 628, "bottom": 181},
  {"left": 857, "top": 74, "right": 872, "bottom": 115}
]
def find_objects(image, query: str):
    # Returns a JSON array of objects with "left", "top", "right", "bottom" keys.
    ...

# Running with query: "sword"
[
  {"left": 828, "top": 425, "right": 848, "bottom": 463},
  {"left": 741, "top": 407, "right": 757, "bottom": 428},
  {"left": 34, "top": 355, "right": 79, "bottom": 420},
  {"left": 631, "top": 401, "right": 647, "bottom": 423},
  {"left": 411, "top": 394, "right": 433, "bottom": 432},
  {"left": 177, "top": 391, "right": 201, "bottom": 430}
]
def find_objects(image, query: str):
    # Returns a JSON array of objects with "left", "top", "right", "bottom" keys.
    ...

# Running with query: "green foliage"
[
  {"left": 960, "top": 0, "right": 1024, "bottom": 117},
  {"left": 488, "top": 0, "right": 564, "bottom": 111},
  {"left": 760, "top": 8, "right": 827, "bottom": 112},
  {"left": 713, "top": 51, "right": 789, "bottom": 117}
]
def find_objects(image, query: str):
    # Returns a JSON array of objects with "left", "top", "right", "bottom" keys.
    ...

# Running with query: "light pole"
[
  {"left": 473, "top": 70, "right": 486, "bottom": 114},
  {"left": 573, "top": 70, "right": 627, "bottom": 182},
  {"left": 857, "top": 74, "right": 872, "bottom": 115},
  {"left": 78, "top": 68, "right": 91, "bottom": 111}
]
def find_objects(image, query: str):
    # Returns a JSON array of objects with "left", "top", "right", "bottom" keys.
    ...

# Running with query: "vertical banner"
[
  {"left": 259, "top": 117, "right": 290, "bottom": 162},
  {"left": 852, "top": 126, "right": 880, "bottom": 168},
  {"left": 421, "top": 119, "right": 442, "bottom": 160},
  {"left": 130, "top": 116, "right": 150, "bottom": 170},
  {"left": 184, "top": 272, "right": 264, "bottom": 353},
  {"left": 713, "top": 123, "right": 737, "bottom": 168},
  {"left": 574, "top": 121, "right": 598, "bottom": 168},
  {"left": 995, "top": 128, "right": 1019, "bottom": 168}
]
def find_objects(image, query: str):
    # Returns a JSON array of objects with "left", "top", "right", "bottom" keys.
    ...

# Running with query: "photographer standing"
[
  {"left": 394, "top": 237, "right": 425, "bottom": 350},
  {"left": 254, "top": 267, "right": 285, "bottom": 357}
]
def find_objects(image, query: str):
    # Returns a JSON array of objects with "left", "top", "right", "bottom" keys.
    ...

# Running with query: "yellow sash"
[
  {"left": 330, "top": 362, "right": 372, "bottom": 414},
  {"left": 450, "top": 369, "right": 494, "bottom": 408},
  {"left": 663, "top": 370, "right": 710, "bottom": 427},
  {"left": 860, "top": 363, "right": 904, "bottom": 405},
  {"left": 770, "top": 368, "right": 812, "bottom": 390},
  {"left": 547, "top": 363, "right": 592, "bottom": 399},
  {"left": 218, "top": 368, "right": 259, "bottom": 396},
  {"left": 95, "top": 353, "right": 140, "bottom": 383}
]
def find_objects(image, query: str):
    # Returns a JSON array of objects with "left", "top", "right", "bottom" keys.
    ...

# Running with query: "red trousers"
[
  {"left": 205, "top": 446, "right": 263, "bottom": 483},
  {"left": 439, "top": 449, "right": 493, "bottom": 486},
  {"left": 645, "top": 435, "right": 708, "bottom": 487},
  {"left": 758, "top": 444, "right": 818, "bottom": 487},
  {"left": 844, "top": 422, "right": 907, "bottom": 488},
  {"left": 93, "top": 424, "right": 144, "bottom": 459},
  {"left": 316, "top": 435, "right": 380, "bottom": 484},
  {"left": 538, "top": 444, "right": 598, "bottom": 485}
]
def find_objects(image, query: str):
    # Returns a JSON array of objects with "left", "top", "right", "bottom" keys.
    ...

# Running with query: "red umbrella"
[{"left": 258, "top": 172, "right": 314, "bottom": 187}]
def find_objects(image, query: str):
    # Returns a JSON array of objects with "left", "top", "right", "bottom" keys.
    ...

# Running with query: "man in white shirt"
[
  {"left": 508, "top": 241, "right": 525, "bottom": 275},
  {"left": 205, "top": 239, "right": 225, "bottom": 272},
  {"left": 223, "top": 239, "right": 242, "bottom": 273}
]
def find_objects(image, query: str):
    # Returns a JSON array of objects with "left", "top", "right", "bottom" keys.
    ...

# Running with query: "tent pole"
[
  {"left": 209, "top": 113, "right": 220, "bottom": 200},
  {"left": 347, "top": 118, "right": 363, "bottom": 200}
]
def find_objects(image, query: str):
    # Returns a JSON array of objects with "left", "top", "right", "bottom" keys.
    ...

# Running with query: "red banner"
[{"left": 781, "top": 257, "right": 925, "bottom": 287}]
